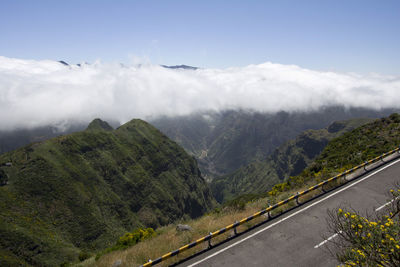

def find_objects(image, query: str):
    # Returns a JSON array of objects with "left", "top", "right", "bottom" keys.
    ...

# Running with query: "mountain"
[
  {"left": 86, "top": 118, "right": 114, "bottom": 131},
  {"left": 266, "top": 113, "right": 400, "bottom": 198},
  {"left": 305, "top": 113, "right": 400, "bottom": 175},
  {"left": 58, "top": 60, "right": 69, "bottom": 66},
  {"left": 152, "top": 107, "right": 397, "bottom": 180},
  {"left": 161, "top": 64, "right": 198, "bottom": 70},
  {"left": 0, "top": 124, "right": 87, "bottom": 155},
  {"left": 57, "top": 62, "right": 198, "bottom": 70},
  {"left": 210, "top": 118, "right": 374, "bottom": 203},
  {"left": 0, "top": 120, "right": 123, "bottom": 155},
  {"left": 0, "top": 119, "right": 215, "bottom": 266}
]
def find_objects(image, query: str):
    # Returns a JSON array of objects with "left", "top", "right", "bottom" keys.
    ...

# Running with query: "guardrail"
[{"left": 141, "top": 146, "right": 400, "bottom": 267}]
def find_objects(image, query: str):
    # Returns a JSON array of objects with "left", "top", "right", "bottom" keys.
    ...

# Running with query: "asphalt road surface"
[{"left": 181, "top": 156, "right": 400, "bottom": 267}]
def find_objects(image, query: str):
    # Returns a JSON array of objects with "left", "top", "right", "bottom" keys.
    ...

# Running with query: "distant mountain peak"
[
  {"left": 161, "top": 64, "right": 198, "bottom": 70},
  {"left": 58, "top": 60, "right": 69, "bottom": 66},
  {"left": 76, "top": 62, "right": 90, "bottom": 67},
  {"left": 327, "top": 121, "right": 346, "bottom": 133},
  {"left": 86, "top": 118, "right": 113, "bottom": 131}
]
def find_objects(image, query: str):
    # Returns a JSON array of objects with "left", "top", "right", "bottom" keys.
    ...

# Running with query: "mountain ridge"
[
  {"left": 152, "top": 107, "right": 398, "bottom": 180},
  {"left": 0, "top": 118, "right": 215, "bottom": 266}
]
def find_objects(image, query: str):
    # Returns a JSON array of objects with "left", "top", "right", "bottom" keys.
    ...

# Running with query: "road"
[{"left": 180, "top": 156, "right": 400, "bottom": 267}]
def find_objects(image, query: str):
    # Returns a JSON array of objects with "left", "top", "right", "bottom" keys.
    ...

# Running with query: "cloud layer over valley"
[{"left": 0, "top": 56, "right": 399, "bottom": 130}]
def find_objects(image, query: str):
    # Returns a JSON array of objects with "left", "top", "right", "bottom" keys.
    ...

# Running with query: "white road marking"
[
  {"left": 186, "top": 158, "right": 400, "bottom": 267},
  {"left": 314, "top": 231, "right": 342, "bottom": 249},
  {"left": 375, "top": 196, "right": 400, "bottom": 211}
]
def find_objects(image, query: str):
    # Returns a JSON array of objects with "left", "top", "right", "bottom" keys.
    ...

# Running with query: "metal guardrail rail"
[{"left": 141, "top": 146, "right": 400, "bottom": 267}]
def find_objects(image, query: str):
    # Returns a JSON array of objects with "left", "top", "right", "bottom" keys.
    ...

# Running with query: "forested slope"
[{"left": 0, "top": 119, "right": 215, "bottom": 266}]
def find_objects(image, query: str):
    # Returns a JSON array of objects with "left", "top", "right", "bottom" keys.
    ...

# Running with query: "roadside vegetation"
[
  {"left": 77, "top": 173, "right": 342, "bottom": 266},
  {"left": 326, "top": 187, "right": 400, "bottom": 266}
]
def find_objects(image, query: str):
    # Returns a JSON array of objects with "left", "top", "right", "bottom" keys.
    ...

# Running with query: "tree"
[{"left": 0, "top": 169, "right": 8, "bottom": 186}]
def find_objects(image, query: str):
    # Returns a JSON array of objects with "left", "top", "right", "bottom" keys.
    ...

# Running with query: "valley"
[
  {"left": 91, "top": 112, "right": 400, "bottom": 267},
  {"left": 1, "top": 110, "right": 399, "bottom": 266},
  {"left": 152, "top": 107, "right": 396, "bottom": 180}
]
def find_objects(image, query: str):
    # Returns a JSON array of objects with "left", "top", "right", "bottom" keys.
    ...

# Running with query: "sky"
[
  {"left": 1, "top": 1, "right": 400, "bottom": 131},
  {"left": 1, "top": 0, "right": 400, "bottom": 74}
]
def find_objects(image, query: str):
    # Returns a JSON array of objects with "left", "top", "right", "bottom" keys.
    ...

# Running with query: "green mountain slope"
[
  {"left": 306, "top": 113, "right": 400, "bottom": 175},
  {"left": 0, "top": 119, "right": 215, "bottom": 266},
  {"left": 267, "top": 113, "right": 400, "bottom": 197},
  {"left": 152, "top": 107, "right": 397, "bottom": 180},
  {"left": 0, "top": 124, "right": 87, "bottom": 155},
  {"left": 211, "top": 118, "right": 374, "bottom": 203}
]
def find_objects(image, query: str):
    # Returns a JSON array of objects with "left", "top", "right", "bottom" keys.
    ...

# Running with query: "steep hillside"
[
  {"left": 0, "top": 119, "right": 215, "bottom": 266},
  {"left": 0, "top": 124, "right": 86, "bottom": 155},
  {"left": 152, "top": 107, "right": 397, "bottom": 180},
  {"left": 0, "top": 120, "right": 122, "bottom": 156},
  {"left": 266, "top": 113, "right": 400, "bottom": 198},
  {"left": 306, "top": 113, "right": 400, "bottom": 175},
  {"left": 91, "top": 115, "right": 400, "bottom": 267},
  {"left": 210, "top": 118, "right": 374, "bottom": 203}
]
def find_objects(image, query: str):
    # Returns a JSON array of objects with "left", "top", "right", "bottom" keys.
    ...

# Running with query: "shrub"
[
  {"left": 326, "top": 187, "right": 400, "bottom": 266},
  {"left": 389, "top": 113, "right": 400, "bottom": 123},
  {"left": 0, "top": 169, "right": 8, "bottom": 186},
  {"left": 78, "top": 251, "right": 90, "bottom": 262},
  {"left": 116, "top": 228, "right": 155, "bottom": 247},
  {"left": 96, "top": 227, "right": 156, "bottom": 260}
]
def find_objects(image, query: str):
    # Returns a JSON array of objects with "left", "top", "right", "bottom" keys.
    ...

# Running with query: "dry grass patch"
[{"left": 78, "top": 177, "right": 348, "bottom": 267}]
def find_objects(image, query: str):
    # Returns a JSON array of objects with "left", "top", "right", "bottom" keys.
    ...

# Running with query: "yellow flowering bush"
[
  {"left": 95, "top": 227, "right": 156, "bottom": 260},
  {"left": 327, "top": 188, "right": 399, "bottom": 266},
  {"left": 117, "top": 227, "right": 156, "bottom": 247}
]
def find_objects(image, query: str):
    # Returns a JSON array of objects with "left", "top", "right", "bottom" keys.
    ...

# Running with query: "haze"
[{"left": 0, "top": 56, "right": 399, "bottom": 131}]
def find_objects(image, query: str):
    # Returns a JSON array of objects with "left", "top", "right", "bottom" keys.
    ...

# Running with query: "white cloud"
[{"left": 0, "top": 56, "right": 399, "bottom": 130}]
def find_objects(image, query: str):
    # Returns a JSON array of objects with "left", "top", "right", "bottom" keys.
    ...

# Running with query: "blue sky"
[{"left": 1, "top": 0, "right": 399, "bottom": 73}]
